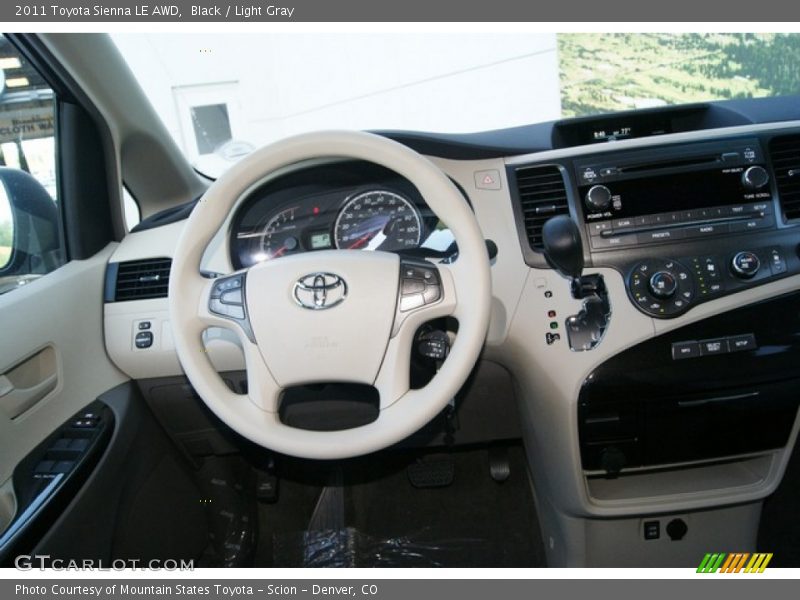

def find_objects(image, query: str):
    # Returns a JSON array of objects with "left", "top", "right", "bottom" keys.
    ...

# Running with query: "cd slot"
[{"left": 618, "top": 154, "right": 720, "bottom": 174}]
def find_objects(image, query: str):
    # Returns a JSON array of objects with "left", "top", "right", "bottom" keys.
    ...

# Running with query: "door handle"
[{"left": 0, "top": 346, "right": 58, "bottom": 419}]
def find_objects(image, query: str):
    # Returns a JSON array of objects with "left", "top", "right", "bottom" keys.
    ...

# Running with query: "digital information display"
[{"left": 310, "top": 232, "right": 332, "bottom": 249}]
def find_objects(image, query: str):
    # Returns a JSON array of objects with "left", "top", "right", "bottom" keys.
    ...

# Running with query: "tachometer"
[
  {"left": 235, "top": 206, "right": 301, "bottom": 262},
  {"left": 334, "top": 190, "right": 422, "bottom": 251}
]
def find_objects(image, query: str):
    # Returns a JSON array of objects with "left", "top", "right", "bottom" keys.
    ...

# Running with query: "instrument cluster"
[{"left": 229, "top": 162, "right": 455, "bottom": 269}]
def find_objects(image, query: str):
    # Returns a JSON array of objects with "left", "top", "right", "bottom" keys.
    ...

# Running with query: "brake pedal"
[
  {"left": 407, "top": 459, "right": 454, "bottom": 488},
  {"left": 488, "top": 446, "right": 511, "bottom": 483}
]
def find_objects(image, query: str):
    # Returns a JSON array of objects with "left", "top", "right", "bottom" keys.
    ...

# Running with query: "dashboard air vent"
[
  {"left": 514, "top": 164, "right": 569, "bottom": 250},
  {"left": 769, "top": 135, "right": 800, "bottom": 222},
  {"left": 114, "top": 258, "right": 172, "bottom": 301}
]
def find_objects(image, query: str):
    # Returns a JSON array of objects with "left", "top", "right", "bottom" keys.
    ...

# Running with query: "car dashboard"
[{"left": 102, "top": 99, "right": 800, "bottom": 567}]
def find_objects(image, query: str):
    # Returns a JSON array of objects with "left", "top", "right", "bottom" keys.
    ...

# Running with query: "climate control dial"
[
  {"left": 731, "top": 251, "right": 760, "bottom": 279},
  {"left": 649, "top": 271, "right": 678, "bottom": 299},
  {"left": 629, "top": 259, "right": 694, "bottom": 317}
]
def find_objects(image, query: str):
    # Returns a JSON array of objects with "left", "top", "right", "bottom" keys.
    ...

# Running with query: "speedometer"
[{"left": 334, "top": 190, "right": 422, "bottom": 252}]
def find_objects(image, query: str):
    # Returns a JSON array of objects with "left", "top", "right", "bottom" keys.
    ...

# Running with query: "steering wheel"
[{"left": 169, "top": 131, "right": 491, "bottom": 459}]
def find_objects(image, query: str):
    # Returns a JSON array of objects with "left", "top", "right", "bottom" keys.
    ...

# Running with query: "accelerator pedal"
[{"left": 488, "top": 446, "right": 511, "bottom": 483}]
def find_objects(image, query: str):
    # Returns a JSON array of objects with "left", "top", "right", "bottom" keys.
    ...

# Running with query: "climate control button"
[
  {"left": 731, "top": 251, "right": 760, "bottom": 279},
  {"left": 629, "top": 259, "right": 694, "bottom": 317},
  {"left": 649, "top": 271, "right": 678, "bottom": 299}
]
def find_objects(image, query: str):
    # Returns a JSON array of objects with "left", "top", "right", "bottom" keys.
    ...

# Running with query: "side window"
[
  {"left": 0, "top": 34, "right": 64, "bottom": 295},
  {"left": 123, "top": 186, "right": 141, "bottom": 231}
]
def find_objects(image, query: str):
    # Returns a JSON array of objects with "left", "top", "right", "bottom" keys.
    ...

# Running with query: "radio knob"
[
  {"left": 742, "top": 165, "right": 769, "bottom": 190},
  {"left": 585, "top": 185, "right": 612, "bottom": 211},
  {"left": 649, "top": 271, "right": 678, "bottom": 299},
  {"left": 731, "top": 251, "right": 760, "bottom": 278}
]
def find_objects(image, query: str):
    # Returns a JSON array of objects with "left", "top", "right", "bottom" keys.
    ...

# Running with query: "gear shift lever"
[
  {"left": 542, "top": 215, "right": 584, "bottom": 280},
  {"left": 541, "top": 215, "right": 611, "bottom": 351}
]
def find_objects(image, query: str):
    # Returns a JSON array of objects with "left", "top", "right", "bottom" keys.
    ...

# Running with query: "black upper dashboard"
[{"left": 377, "top": 96, "right": 800, "bottom": 159}]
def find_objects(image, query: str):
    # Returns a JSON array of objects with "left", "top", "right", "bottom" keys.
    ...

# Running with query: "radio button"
[
  {"left": 730, "top": 219, "right": 760, "bottom": 233},
  {"left": 730, "top": 214, "right": 774, "bottom": 232},
  {"left": 672, "top": 341, "right": 701, "bottom": 360},
  {"left": 700, "top": 338, "right": 730, "bottom": 356},
  {"left": 729, "top": 204, "right": 748, "bottom": 216},
  {"left": 585, "top": 185, "right": 613, "bottom": 211},
  {"left": 589, "top": 221, "right": 612, "bottom": 235},
  {"left": 638, "top": 229, "right": 685, "bottom": 244},
  {"left": 634, "top": 215, "right": 654, "bottom": 227},
  {"left": 729, "top": 334, "right": 757, "bottom": 353},
  {"left": 592, "top": 234, "right": 636, "bottom": 249},
  {"left": 684, "top": 223, "right": 730, "bottom": 238},
  {"left": 612, "top": 217, "right": 635, "bottom": 231},
  {"left": 650, "top": 213, "right": 672, "bottom": 225},
  {"left": 747, "top": 201, "right": 772, "bottom": 215},
  {"left": 742, "top": 165, "right": 770, "bottom": 190}
]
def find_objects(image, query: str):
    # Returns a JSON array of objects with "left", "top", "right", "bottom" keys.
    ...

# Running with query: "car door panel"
[{"left": 0, "top": 243, "right": 127, "bottom": 493}]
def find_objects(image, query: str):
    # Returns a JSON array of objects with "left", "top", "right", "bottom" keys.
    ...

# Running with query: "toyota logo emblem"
[{"left": 293, "top": 273, "right": 348, "bottom": 310}]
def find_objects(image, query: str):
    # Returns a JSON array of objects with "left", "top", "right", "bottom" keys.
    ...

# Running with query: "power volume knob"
[
  {"left": 742, "top": 166, "right": 769, "bottom": 190},
  {"left": 585, "top": 185, "right": 612, "bottom": 211},
  {"left": 731, "top": 251, "right": 760, "bottom": 278},
  {"left": 648, "top": 271, "right": 678, "bottom": 299}
]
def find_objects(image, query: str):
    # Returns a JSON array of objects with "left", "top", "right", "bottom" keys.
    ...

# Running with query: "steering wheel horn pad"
[{"left": 246, "top": 250, "right": 399, "bottom": 388}]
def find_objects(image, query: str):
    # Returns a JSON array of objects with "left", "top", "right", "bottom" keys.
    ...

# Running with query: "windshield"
[{"left": 113, "top": 32, "right": 800, "bottom": 178}]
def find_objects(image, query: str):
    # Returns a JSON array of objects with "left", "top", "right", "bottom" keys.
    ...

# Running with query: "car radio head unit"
[{"left": 574, "top": 138, "right": 775, "bottom": 251}]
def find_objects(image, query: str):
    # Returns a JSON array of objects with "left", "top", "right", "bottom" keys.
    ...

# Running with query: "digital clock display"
[{"left": 592, "top": 126, "right": 633, "bottom": 142}]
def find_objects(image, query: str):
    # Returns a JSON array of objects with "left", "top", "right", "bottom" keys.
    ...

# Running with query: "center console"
[{"left": 509, "top": 128, "right": 800, "bottom": 479}]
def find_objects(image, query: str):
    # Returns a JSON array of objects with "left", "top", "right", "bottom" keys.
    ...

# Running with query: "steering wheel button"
[
  {"left": 422, "top": 285, "right": 441, "bottom": 304},
  {"left": 400, "top": 293, "right": 425, "bottom": 312},
  {"left": 402, "top": 279, "right": 425, "bottom": 294},
  {"left": 228, "top": 305, "right": 245, "bottom": 320},
  {"left": 221, "top": 288, "right": 243, "bottom": 305},
  {"left": 210, "top": 298, "right": 227, "bottom": 315}
]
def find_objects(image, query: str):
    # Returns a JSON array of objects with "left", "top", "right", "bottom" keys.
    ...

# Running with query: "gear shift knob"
[{"left": 541, "top": 215, "right": 584, "bottom": 280}]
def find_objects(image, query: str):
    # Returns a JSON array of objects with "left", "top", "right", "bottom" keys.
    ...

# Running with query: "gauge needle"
[
  {"left": 365, "top": 229, "right": 387, "bottom": 251},
  {"left": 348, "top": 232, "right": 374, "bottom": 249}
]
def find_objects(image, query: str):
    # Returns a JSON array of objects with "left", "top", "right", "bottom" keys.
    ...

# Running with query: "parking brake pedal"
[
  {"left": 407, "top": 459, "right": 454, "bottom": 488},
  {"left": 488, "top": 446, "right": 511, "bottom": 483}
]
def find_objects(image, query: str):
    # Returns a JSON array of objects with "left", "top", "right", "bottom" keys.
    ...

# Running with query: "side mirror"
[
  {"left": 0, "top": 167, "right": 61, "bottom": 282},
  {"left": 0, "top": 183, "right": 13, "bottom": 271}
]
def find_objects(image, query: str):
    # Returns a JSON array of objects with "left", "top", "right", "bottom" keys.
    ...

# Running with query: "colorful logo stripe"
[{"left": 697, "top": 552, "right": 773, "bottom": 573}]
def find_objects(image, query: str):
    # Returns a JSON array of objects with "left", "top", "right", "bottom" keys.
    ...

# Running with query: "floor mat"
[{"left": 257, "top": 443, "right": 545, "bottom": 567}]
